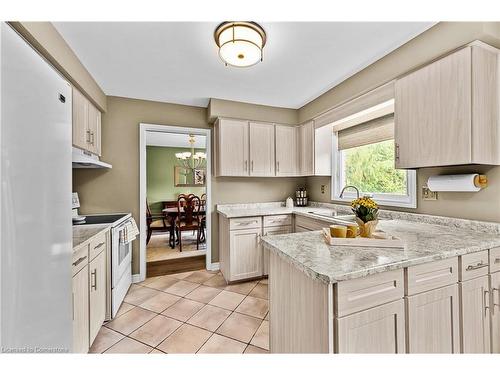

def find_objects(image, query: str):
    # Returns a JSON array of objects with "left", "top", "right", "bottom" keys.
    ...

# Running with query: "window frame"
[{"left": 331, "top": 132, "right": 417, "bottom": 208}]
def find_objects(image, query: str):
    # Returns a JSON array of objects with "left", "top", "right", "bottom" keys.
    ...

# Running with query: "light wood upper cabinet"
[
  {"left": 249, "top": 121, "right": 275, "bottom": 176},
  {"left": 460, "top": 275, "right": 491, "bottom": 353},
  {"left": 72, "top": 264, "right": 89, "bottom": 353},
  {"left": 215, "top": 118, "right": 249, "bottom": 176},
  {"left": 89, "top": 250, "right": 107, "bottom": 345},
  {"left": 275, "top": 125, "right": 298, "bottom": 176},
  {"left": 299, "top": 121, "right": 315, "bottom": 176},
  {"left": 406, "top": 284, "right": 460, "bottom": 353},
  {"left": 491, "top": 271, "right": 500, "bottom": 353},
  {"left": 72, "top": 87, "right": 88, "bottom": 150},
  {"left": 395, "top": 44, "right": 500, "bottom": 168},
  {"left": 337, "top": 299, "right": 405, "bottom": 353},
  {"left": 314, "top": 124, "right": 333, "bottom": 176},
  {"left": 72, "top": 87, "right": 102, "bottom": 156}
]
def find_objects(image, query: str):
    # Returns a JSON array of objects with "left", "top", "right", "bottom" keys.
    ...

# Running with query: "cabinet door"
[
  {"left": 406, "top": 284, "right": 460, "bottom": 353},
  {"left": 314, "top": 124, "right": 333, "bottom": 176},
  {"left": 217, "top": 119, "right": 249, "bottom": 176},
  {"left": 491, "top": 272, "right": 500, "bottom": 353},
  {"left": 263, "top": 226, "right": 292, "bottom": 276},
  {"left": 87, "top": 103, "right": 101, "bottom": 155},
  {"left": 299, "top": 121, "right": 314, "bottom": 176},
  {"left": 72, "top": 87, "right": 89, "bottom": 150},
  {"left": 337, "top": 299, "right": 405, "bottom": 353},
  {"left": 72, "top": 265, "right": 89, "bottom": 353},
  {"left": 249, "top": 121, "right": 275, "bottom": 176},
  {"left": 89, "top": 251, "right": 107, "bottom": 345},
  {"left": 275, "top": 125, "right": 298, "bottom": 176},
  {"left": 229, "top": 227, "right": 262, "bottom": 281},
  {"left": 395, "top": 47, "right": 472, "bottom": 168},
  {"left": 460, "top": 276, "right": 491, "bottom": 353}
]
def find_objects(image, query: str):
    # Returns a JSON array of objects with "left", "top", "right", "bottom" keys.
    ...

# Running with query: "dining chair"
[
  {"left": 146, "top": 199, "right": 172, "bottom": 246},
  {"left": 175, "top": 195, "right": 201, "bottom": 252},
  {"left": 199, "top": 193, "right": 207, "bottom": 242}
]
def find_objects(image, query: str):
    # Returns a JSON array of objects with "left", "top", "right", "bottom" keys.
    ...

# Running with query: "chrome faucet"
[{"left": 339, "top": 185, "right": 360, "bottom": 199}]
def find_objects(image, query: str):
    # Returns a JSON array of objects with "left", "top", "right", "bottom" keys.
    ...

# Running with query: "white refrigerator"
[{"left": 0, "top": 23, "right": 73, "bottom": 352}]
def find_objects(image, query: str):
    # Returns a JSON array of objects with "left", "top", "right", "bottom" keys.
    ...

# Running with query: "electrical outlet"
[
  {"left": 422, "top": 185, "right": 438, "bottom": 201},
  {"left": 321, "top": 185, "right": 326, "bottom": 194}
]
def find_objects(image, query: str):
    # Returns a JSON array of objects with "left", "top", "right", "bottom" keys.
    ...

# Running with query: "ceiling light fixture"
[{"left": 214, "top": 21, "right": 266, "bottom": 68}]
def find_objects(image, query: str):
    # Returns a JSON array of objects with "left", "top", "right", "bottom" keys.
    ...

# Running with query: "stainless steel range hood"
[{"left": 72, "top": 147, "right": 112, "bottom": 169}]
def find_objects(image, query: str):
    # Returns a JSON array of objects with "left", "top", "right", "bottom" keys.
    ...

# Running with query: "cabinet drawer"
[
  {"left": 263, "top": 214, "right": 292, "bottom": 227},
  {"left": 229, "top": 217, "right": 262, "bottom": 230},
  {"left": 72, "top": 244, "right": 89, "bottom": 276},
  {"left": 490, "top": 247, "right": 500, "bottom": 274},
  {"left": 406, "top": 257, "right": 458, "bottom": 295},
  {"left": 336, "top": 269, "right": 404, "bottom": 317},
  {"left": 294, "top": 215, "right": 330, "bottom": 231},
  {"left": 460, "top": 251, "right": 489, "bottom": 281},
  {"left": 89, "top": 231, "right": 107, "bottom": 261}
]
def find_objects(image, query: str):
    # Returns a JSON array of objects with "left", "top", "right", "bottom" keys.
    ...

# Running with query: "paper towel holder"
[{"left": 427, "top": 174, "right": 488, "bottom": 192}]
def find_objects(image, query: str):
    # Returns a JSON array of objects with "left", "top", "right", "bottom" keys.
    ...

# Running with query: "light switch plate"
[{"left": 422, "top": 186, "right": 438, "bottom": 201}]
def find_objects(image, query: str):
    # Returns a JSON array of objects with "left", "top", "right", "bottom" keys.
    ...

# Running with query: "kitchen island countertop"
[{"left": 261, "top": 219, "right": 500, "bottom": 284}]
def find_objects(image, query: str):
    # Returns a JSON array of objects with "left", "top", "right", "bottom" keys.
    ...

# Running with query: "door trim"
[{"left": 138, "top": 123, "right": 213, "bottom": 282}]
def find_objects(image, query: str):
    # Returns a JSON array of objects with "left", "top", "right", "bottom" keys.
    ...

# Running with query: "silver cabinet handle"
[
  {"left": 72, "top": 256, "right": 87, "bottom": 267},
  {"left": 484, "top": 290, "right": 490, "bottom": 316},
  {"left": 395, "top": 143, "right": 400, "bottom": 161},
  {"left": 94, "top": 242, "right": 105, "bottom": 250},
  {"left": 244, "top": 160, "right": 248, "bottom": 172},
  {"left": 493, "top": 288, "right": 500, "bottom": 311},
  {"left": 466, "top": 263, "right": 488, "bottom": 271},
  {"left": 91, "top": 269, "right": 97, "bottom": 291},
  {"left": 251, "top": 160, "right": 254, "bottom": 172},
  {"left": 276, "top": 161, "right": 280, "bottom": 172},
  {"left": 86, "top": 130, "right": 91, "bottom": 143},
  {"left": 90, "top": 131, "right": 95, "bottom": 146}
]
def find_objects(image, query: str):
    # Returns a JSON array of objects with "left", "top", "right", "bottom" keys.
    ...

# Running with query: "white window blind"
[{"left": 337, "top": 113, "right": 394, "bottom": 150}]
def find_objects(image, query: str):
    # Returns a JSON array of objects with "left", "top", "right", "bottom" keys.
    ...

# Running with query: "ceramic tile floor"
[{"left": 90, "top": 269, "right": 269, "bottom": 354}]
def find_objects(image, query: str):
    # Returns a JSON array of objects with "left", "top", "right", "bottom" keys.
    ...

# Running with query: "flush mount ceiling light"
[{"left": 214, "top": 21, "right": 266, "bottom": 68}]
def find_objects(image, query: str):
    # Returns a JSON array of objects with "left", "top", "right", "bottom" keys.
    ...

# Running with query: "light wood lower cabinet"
[
  {"left": 89, "top": 250, "right": 107, "bottom": 344},
  {"left": 491, "top": 271, "right": 500, "bottom": 353},
  {"left": 336, "top": 299, "right": 405, "bottom": 353},
  {"left": 228, "top": 227, "right": 262, "bottom": 282},
  {"left": 406, "top": 284, "right": 460, "bottom": 353},
  {"left": 72, "top": 264, "right": 89, "bottom": 353},
  {"left": 460, "top": 275, "right": 491, "bottom": 353}
]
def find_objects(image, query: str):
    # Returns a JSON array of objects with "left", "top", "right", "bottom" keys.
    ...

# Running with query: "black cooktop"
[{"left": 73, "top": 214, "right": 129, "bottom": 225}]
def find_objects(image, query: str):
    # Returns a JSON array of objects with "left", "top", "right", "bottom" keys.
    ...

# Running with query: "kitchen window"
[{"left": 331, "top": 102, "right": 417, "bottom": 208}]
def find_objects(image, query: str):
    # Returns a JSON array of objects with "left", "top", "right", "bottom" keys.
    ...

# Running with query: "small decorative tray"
[{"left": 322, "top": 228, "right": 404, "bottom": 249}]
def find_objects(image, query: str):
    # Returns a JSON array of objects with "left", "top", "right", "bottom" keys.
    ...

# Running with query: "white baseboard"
[
  {"left": 132, "top": 274, "right": 145, "bottom": 284},
  {"left": 208, "top": 262, "right": 220, "bottom": 271}
]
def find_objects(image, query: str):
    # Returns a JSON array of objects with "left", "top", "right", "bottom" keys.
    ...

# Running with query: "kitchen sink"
[{"left": 307, "top": 211, "right": 357, "bottom": 224}]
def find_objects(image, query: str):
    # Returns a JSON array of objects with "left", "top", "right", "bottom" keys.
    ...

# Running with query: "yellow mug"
[
  {"left": 346, "top": 224, "right": 359, "bottom": 238},
  {"left": 330, "top": 225, "right": 347, "bottom": 238}
]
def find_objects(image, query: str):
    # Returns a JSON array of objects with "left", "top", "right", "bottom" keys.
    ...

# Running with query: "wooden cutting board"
[{"left": 322, "top": 228, "right": 404, "bottom": 249}]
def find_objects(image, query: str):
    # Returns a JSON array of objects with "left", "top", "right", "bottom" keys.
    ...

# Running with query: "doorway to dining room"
[{"left": 139, "top": 124, "right": 212, "bottom": 280}]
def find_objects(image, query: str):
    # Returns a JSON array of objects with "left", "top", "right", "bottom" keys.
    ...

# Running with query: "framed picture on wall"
[{"left": 194, "top": 168, "right": 206, "bottom": 185}]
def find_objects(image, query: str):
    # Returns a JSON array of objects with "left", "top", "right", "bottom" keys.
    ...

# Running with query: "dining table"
[{"left": 162, "top": 206, "right": 206, "bottom": 248}]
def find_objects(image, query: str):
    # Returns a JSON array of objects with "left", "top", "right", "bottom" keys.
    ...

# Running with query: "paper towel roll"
[{"left": 427, "top": 174, "right": 487, "bottom": 192}]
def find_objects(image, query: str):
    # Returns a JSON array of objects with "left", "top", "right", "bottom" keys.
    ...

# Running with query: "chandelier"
[
  {"left": 175, "top": 134, "right": 206, "bottom": 170},
  {"left": 214, "top": 21, "right": 266, "bottom": 68}
]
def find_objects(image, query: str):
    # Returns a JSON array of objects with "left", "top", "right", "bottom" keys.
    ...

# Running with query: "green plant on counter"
[{"left": 351, "top": 197, "right": 379, "bottom": 223}]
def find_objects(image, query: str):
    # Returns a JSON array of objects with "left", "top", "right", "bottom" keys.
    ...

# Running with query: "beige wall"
[
  {"left": 9, "top": 22, "right": 107, "bottom": 111},
  {"left": 73, "top": 96, "right": 304, "bottom": 273},
  {"left": 302, "top": 22, "right": 500, "bottom": 223},
  {"left": 208, "top": 98, "right": 298, "bottom": 124}
]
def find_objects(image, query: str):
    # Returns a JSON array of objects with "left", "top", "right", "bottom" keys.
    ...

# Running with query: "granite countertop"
[
  {"left": 261, "top": 219, "right": 500, "bottom": 284},
  {"left": 73, "top": 224, "right": 110, "bottom": 250}
]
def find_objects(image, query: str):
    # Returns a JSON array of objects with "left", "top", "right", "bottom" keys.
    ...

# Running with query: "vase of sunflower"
[{"left": 351, "top": 197, "right": 379, "bottom": 238}]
